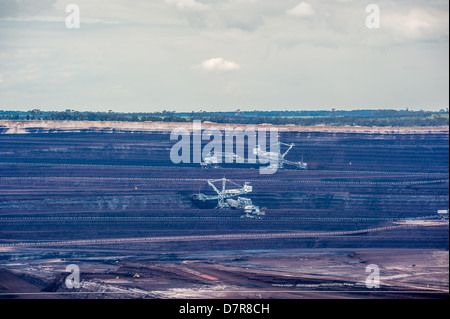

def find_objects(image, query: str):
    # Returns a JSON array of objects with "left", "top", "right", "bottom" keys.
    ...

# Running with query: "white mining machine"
[
  {"left": 252, "top": 142, "right": 307, "bottom": 170},
  {"left": 200, "top": 152, "right": 245, "bottom": 169},
  {"left": 437, "top": 209, "right": 449, "bottom": 220},
  {"left": 200, "top": 142, "right": 307, "bottom": 170},
  {"left": 191, "top": 178, "right": 265, "bottom": 219}
]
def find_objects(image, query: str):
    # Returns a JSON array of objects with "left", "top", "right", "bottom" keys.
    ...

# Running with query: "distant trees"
[
  {"left": 29, "top": 109, "right": 42, "bottom": 120},
  {"left": 0, "top": 109, "right": 448, "bottom": 127}
]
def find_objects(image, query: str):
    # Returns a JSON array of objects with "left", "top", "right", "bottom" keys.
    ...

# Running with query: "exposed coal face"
[{"left": 0, "top": 127, "right": 448, "bottom": 250}]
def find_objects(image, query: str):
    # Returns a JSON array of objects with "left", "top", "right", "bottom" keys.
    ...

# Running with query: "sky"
[{"left": 0, "top": 0, "right": 448, "bottom": 112}]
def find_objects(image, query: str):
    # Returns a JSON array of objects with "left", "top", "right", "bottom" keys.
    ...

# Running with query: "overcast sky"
[{"left": 0, "top": 0, "right": 448, "bottom": 112}]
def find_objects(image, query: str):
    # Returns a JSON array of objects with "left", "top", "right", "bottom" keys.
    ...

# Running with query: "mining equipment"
[
  {"left": 200, "top": 152, "right": 245, "bottom": 169},
  {"left": 253, "top": 142, "right": 307, "bottom": 170},
  {"left": 191, "top": 178, "right": 264, "bottom": 218},
  {"left": 226, "top": 197, "right": 266, "bottom": 219},
  {"left": 200, "top": 142, "right": 307, "bottom": 170},
  {"left": 192, "top": 178, "right": 252, "bottom": 209},
  {"left": 240, "top": 204, "right": 265, "bottom": 219},
  {"left": 437, "top": 209, "right": 449, "bottom": 220}
]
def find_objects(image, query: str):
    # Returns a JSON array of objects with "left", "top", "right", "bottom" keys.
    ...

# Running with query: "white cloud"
[
  {"left": 286, "top": 2, "right": 315, "bottom": 18},
  {"left": 383, "top": 7, "right": 448, "bottom": 41},
  {"left": 165, "top": 0, "right": 209, "bottom": 12},
  {"left": 194, "top": 57, "right": 241, "bottom": 72}
]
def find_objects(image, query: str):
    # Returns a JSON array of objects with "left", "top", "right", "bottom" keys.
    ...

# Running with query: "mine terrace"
[{"left": 0, "top": 120, "right": 448, "bottom": 299}]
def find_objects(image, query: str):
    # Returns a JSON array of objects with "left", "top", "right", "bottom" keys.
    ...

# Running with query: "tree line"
[{"left": 0, "top": 109, "right": 448, "bottom": 127}]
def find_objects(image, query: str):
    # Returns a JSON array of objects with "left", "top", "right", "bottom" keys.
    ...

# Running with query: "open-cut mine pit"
[{"left": 0, "top": 121, "right": 448, "bottom": 299}]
